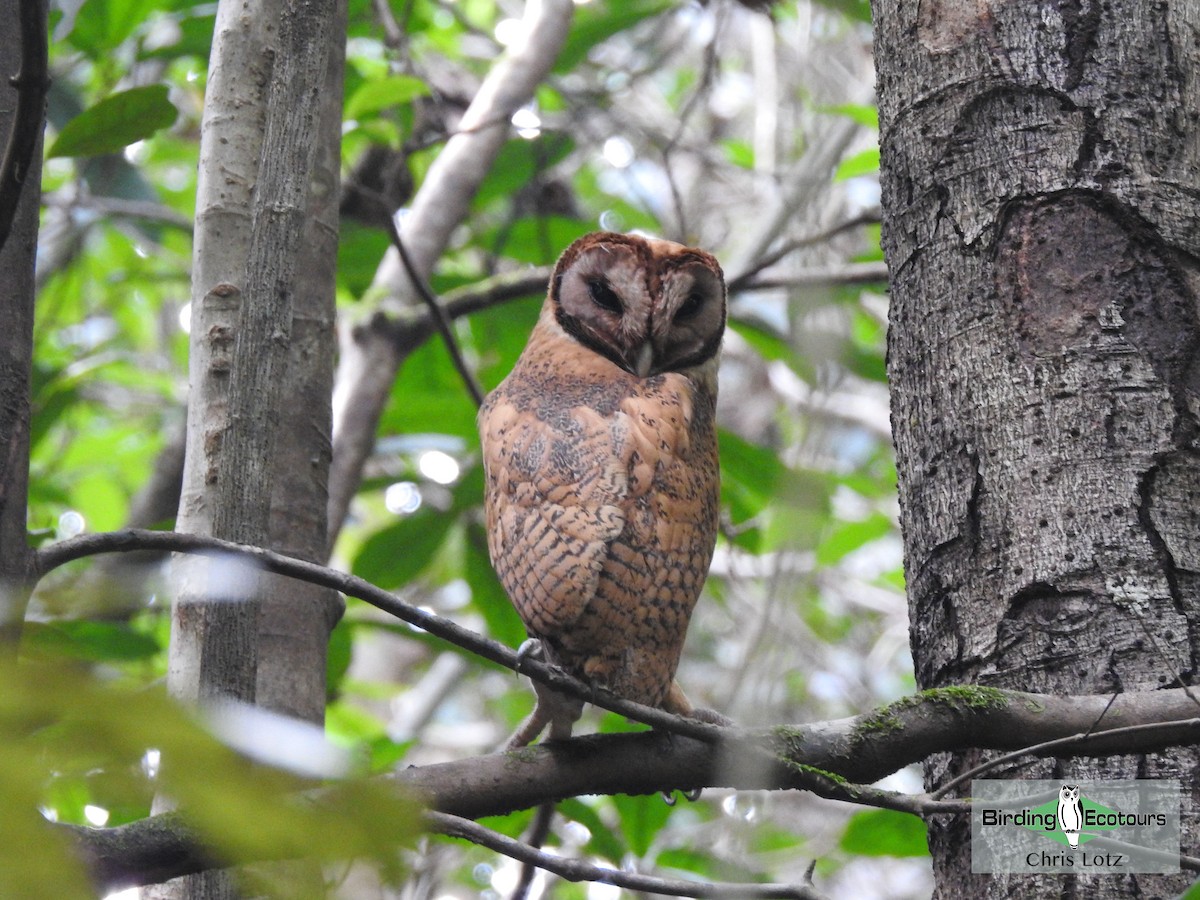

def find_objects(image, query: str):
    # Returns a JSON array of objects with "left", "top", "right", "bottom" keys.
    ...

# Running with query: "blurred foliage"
[{"left": 14, "top": 0, "right": 929, "bottom": 897}]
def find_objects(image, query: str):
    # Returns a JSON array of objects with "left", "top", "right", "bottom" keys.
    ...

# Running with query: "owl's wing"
[{"left": 480, "top": 397, "right": 629, "bottom": 638}]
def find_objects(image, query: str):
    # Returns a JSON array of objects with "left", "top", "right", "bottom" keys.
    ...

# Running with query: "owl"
[
  {"left": 1057, "top": 784, "right": 1082, "bottom": 849},
  {"left": 479, "top": 231, "right": 727, "bottom": 748}
]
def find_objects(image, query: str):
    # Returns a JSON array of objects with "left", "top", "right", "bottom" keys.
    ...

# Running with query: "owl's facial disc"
[{"left": 550, "top": 234, "right": 726, "bottom": 379}]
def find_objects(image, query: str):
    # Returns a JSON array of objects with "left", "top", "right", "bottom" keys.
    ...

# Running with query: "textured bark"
[
  {"left": 255, "top": 0, "right": 345, "bottom": 724},
  {"left": 171, "top": 0, "right": 276, "bottom": 713},
  {"left": 0, "top": 0, "right": 45, "bottom": 645},
  {"left": 158, "top": 0, "right": 343, "bottom": 896},
  {"left": 873, "top": 0, "right": 1200, "bottom": 896}
]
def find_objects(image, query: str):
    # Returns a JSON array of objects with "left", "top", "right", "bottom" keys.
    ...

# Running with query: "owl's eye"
[
  {"left": 674, "top": 292, "right": 704, "bottom": 322},
  {"left": 586, "top": 278, "right": 623, "bottom": 314}
]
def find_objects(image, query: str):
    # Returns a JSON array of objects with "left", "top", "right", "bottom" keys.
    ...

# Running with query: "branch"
[
  {"left": 428, "top": 811, "right": 827, "bottom": 900},
  {"left": 736, "top": 261, "right": 889, "bottom": 292},
  {"left": 385, "top": 267, "right": 552, "bottom": 353},
  {"left": 327, "top": 0, "right": 574, "bottom": 544},
  {"left": 35, "top": 528, "right": 724, "bottom": 743},
  {"left": 726, "top": 212, "right": 881, "bottom": 293},
  {"left": 43, "top": 530, "right": 1200, "bottom": 888},
  {"left": 382, "top": 209, "right": 485, "bottom": 407},
  {"left": 0, "top": 0, "right": 49, "bottom": 253},
  {"left": 62, "top": 683, "right": 1200, "bottom": 890}
]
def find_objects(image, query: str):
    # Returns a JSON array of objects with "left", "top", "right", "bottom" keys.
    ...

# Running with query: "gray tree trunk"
[
  {"left": 154, "top": 0, "right": 344, "bottom": 896},
  {"left": 0, "top": 0, "right": 45, "bottom": 646},
  {"left": 873, "top": 1, "right": 1200, "bottom": 896}
]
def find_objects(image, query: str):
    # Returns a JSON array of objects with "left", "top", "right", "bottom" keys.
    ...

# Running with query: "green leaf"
[
  {"left": 815, "top": 513, "right": 894, "bottom": 566},
  {"left": 48, "top": 85, "right": 178, "bottom": 159},
  {"left": 488, "top": 216, "right": 593, "bottom": 266},
  {"left": 326, "top": 617, "right": 355, "bottom": 698},
  {"left": 2, "top": 663, "right": 421, "bottom": 895},
  {"left": 839, "top": 809, "right": 930, "bottom": 858},
  {"left": 554, "top": 0, "right": 675, "bottom": 73},
  {"left": 23, "top": 621, "right": 160, "bottom": 663},
  {"left": 558, "top": 798, "right": 627, "bottom": 863},
  {"left": 465, "top": 522, "right": 526, "bottom": 648},
  {"left": 721, "top": 139, "right": 755, "bottom": 169},
  {"left": 66, "top": 0, "right": 159, "bottom": 52},
  {"left": 472, "top": 135, "right": 575, "bottom": 210},
  {"left": 813, "top": 0, "right": 873, "bottom": 23},
  {"left": 822, "top": 103, "right": 879, "bottom": 130},
  {"left": 338, "top": 222, "right": 392, "bottom": 296},
  {"left": 613, "top": 793, "right": 673, "bottom": 858},
  {"left": 728, "top": 318, "right": 817, "bottom": 383},
  {"left": 345, "top": 75, "right": 430, "bottom": 119},
  {"left": 834, "top": 146, "right": 880, "bottom": 182},
  {"left": 352, "top": 508, "right": 456, "bottom": 590}
]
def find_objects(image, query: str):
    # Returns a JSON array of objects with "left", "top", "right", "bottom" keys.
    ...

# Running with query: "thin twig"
[
  {"left": 727, "top": 211, "right": 881, "bottom": 292},
  {"left": 736, "top": 261, "right": 889, "bottom": 292},
  {"left": 428, "top": 811, "right": 828, "bottom": 899},
  {"left": 34, "top": 528, "right": 725, "bottom": 744},
  {"left": 383, "top": 213, "right": 486, "bottom": 408},
  {"left": 931, "top": 718, "right": 1200, "bottom": 800},
  {"left": 372, "top": 0, "right": 405, "bottom": 47},
  {"left": 658, "top": 3, "right": 725, "bottom": 241}
]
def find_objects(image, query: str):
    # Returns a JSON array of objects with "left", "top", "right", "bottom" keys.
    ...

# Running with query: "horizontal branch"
[
  {"left": 61, "top": 672, "right": 1200, "bottom": 889},
  {"left": 376, "top": 257, "right": 887, "bottom": 365}
]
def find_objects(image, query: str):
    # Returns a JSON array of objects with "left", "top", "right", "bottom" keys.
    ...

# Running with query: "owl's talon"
[
  {"left": 683, "top": 787, "right": 703, "bottom": 802},
  {"left": 661, "top": 791, "right": 678, "bottom": 806},
  {"left": 514, "top": 638, "right": 544, "bottom": 674}
]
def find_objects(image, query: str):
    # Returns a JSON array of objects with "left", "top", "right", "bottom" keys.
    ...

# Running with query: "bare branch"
[
  {"left": 328, "top": 0, "right": 574, "bottom": 545},
  {"left": 428, "top": 810, "right": 828, "bottom": 900},
  {"left": 61, "top": 682, "right": 1200, "bottom": 891},
  {"left": 930, "top": 717, "right": 1200, "bottom": 801},
  {"left": 34, "top": 527, "right": 725, "bottom": 743},
  {"left": 736, "top": 261, "right": 889, "bottom": 293},
  {"left": 383, "top": 210, "right": 485, "bottom": 407},
  {"left": 726, "top": 211, "right": 881, "bottom": 292}
]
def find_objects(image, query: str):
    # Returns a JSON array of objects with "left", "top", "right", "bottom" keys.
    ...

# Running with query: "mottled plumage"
[{"left": 479, "top": 232, "right": 726, "bottom": 746}]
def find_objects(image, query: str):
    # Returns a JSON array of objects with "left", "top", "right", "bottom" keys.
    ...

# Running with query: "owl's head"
[{"left": 547, "top": 232, "right": 726, "bottom": 382}]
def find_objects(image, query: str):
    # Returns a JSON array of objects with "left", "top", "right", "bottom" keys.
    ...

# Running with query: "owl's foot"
[
  {"left": 662, "top": 680, "right": 733, "bottom": 727},
  {"left": 505, "top": 677, "right": 584, "bottom": 750},
  {"left": 513, "top": 637, "right": 544, "bottom": 674},
  {"left": 689, "top": 706, "right": 733, "bottom": 727},
  {"left": 660, "top": 787, "right": 704, "bottom": 805}
]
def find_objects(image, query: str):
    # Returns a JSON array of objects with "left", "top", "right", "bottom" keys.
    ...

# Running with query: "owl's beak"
[{"left": 631, "top": 341, "right": 654, "bottom": 378}]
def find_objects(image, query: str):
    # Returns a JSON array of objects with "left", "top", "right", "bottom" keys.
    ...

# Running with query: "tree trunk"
[
  {"left": 155, "top": 0, "right": 344, "bottom": 896},
  {"left": 0, "top": 0, "right": 46, "bottom": 647},
  {"left": 873, "top": 1, "right": 1200, "bottom": 895}
]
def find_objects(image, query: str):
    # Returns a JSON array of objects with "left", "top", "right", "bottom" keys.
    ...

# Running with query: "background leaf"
[{"left": 48, "top": 85, "right": 178, "bottom": 159}]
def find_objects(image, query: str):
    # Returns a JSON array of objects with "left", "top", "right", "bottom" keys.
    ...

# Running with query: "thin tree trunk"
[
  {"left": 0, "top": 0, "right": 46, "bottom": 648},
  {"left": 154, "top": 0, "right": 343, "bottom": 896},
  {"left": 873, "top": 1, "right": 1200, "bottom": 895},
  {"left": 256, "top": 0, "right": 346, "bottom": 724}
]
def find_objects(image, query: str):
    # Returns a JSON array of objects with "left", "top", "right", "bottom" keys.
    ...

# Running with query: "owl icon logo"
[{"left": 1057, "top": 784, "right": 1083, "bottom": 849}]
